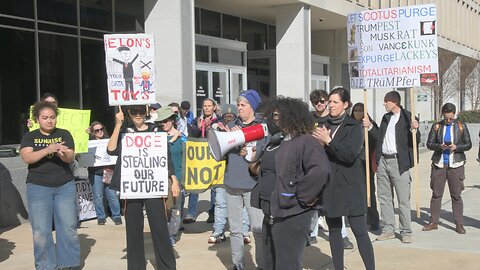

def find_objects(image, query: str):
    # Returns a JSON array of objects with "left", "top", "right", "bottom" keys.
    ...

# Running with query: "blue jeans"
[
  {"left": 89, "top": 173, "right": 121, "bottom": 220},
  {"left": 211, "top": 186, "right": 227, "bottom": 236},
  {"left": 27, "top": 181, "right": 80, "bottom": 269},
  {"left": 186, "top": 192, "right": 199, "bottom": 218}
]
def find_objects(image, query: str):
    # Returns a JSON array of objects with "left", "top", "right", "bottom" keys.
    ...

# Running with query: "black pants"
[
  {"left": 125, "top": 198, "right": 176, "bottom": 270},
  {"left": 326, "top": 215, "right": 375, "bottom": 270},
  {"left": 269, "top": 209, "right": 314, "bottom": 270},
  {"left": 367, "top": 169, "right": 380, "bottom": 228}
]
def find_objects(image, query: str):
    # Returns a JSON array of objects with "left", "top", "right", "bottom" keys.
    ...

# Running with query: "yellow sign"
[
  {"left": 30, "top": 107, "right": 91, "bottom": 153},
  {"left": 183, "top": 138, "right": 225, "bottom": 193}
]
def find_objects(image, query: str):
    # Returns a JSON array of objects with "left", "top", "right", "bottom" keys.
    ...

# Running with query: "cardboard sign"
[
  {"left": 77, "top": 139, "right": 117, "bottom": 168},
  {"left": 183, "top": 138, "right": 225, "bottom": 193},
  {"left": 29, "top": 107, "right": 91, "bottom": 153},
  {"left": 104, "top": 34, "right": 156, "bottom": 105},
  {"left": 76, "top": 178, "right": 97, "bottom": 221},
  {"left": 347, "top": 4, "right": 439, "bottom": 89},
  {"left": 120, "top": 132, "right": 168, "bottom": 199}
]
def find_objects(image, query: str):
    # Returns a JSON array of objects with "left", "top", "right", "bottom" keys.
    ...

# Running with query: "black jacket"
[
  {"left": 323, "top": 115, "right": 367, "bottom": 218},
  {"left": 270, "top": 134, "right": 330, "bottom": 218},
  {"left": 373, "top": 108, "right": 420, "bottom": 175},
  {"left": 426, "top": 119, "right": 472, "bottom": 164}
]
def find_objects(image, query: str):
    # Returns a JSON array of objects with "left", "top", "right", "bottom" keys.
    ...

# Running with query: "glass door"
[{"left": 212, "top": 67, "right": 228, "bottom": 107}]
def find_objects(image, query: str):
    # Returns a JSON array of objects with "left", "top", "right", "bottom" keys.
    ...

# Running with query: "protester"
[
  {"left": 87, "top": 121, "right": 122, "bottom": 225},
  {"left": 246, "top": 97, "right": 330, "bottom": 270},
  {"left": 20, "top": 101, "right": 80, "bottom": 269},
  {"left": 145, "top": 102, "right": 161, "bottom": 123},
  {"left": 107, "top": 105, "right": 180, "bottom": 269},
  {"left": 313, "top": 87, "right": 375, "bottom": 270},
  {"left": 351, "top": 102, "right": 380, "bottom": 231},
  {"left": 423, "top": 103, "right": 471, "bottom": 234},
  {"left": 185, "top": 98, "right": 219, "bottom": 224},
  {"left": 27, "top": 92, "right": 59, "bottom": 128},
  {"left": 168, "top": 102, "right": 189, "bottom": 137},
  {"left": 155, "top": 107, "right": 187, "bottom": 246},
  {"left": 373, "top": 90, "right": 419, "bottom": 243},
  {"left": 308, "top": 89, "right": 353, "bottom": 249},
  {"left": 224, "top": 89, "right": 265, "bottom": 270},
  {"left": 181, "top": 100, "right": 195, "bottom": 125}
]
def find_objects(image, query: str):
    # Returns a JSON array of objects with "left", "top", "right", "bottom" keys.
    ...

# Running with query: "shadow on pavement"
[{"left": 0, "top": 237, "right": 15, "bottom": 263}]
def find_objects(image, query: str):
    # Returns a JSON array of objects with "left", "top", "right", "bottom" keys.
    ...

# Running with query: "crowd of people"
[{"left": 19, "top": 88, "right": 475, "bottom": 270}]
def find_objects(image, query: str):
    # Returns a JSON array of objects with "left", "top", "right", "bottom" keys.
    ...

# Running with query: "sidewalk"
[{"left": 1, "top": 149, "right": 480, "bottom": 269}]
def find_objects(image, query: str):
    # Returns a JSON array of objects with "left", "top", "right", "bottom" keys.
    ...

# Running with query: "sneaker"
[
  {"left": 170, "top": 235, "right": 176, "bottom": 247},
  {"left": 208, "top": 234, "right": 226, "bottom": 244},
  {"left": 306, "top": 236, "right": 317, "bottom": 246},
  {"left": 97, "top": 219, "right": 106, "bottom": 225},
  {"left": 183, "top": 215, "right": 196, "bottom": 224},
  {"left": 113, "top": 218, "right": 123, "bottom": 225},
  {"left": 343, "top": 237, "right": 354, "bottom": 249},
  {"left": 376, "top": 232, "right": 395, "bottom": 241},
  {"left": 401, "top": 234, "right": 412, "bottom": 243},
  {"left": 243, "top": 236, "right": 251, "bottom": 244}
]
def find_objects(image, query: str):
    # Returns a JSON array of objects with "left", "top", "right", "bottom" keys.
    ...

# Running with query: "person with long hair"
[
  {"left": 107, "top": 105, "right": 180, "bottom": 270},
  {"left": 87, "top": 121, "right": 122, "bottom": 225},
  {"left": 351, "top": 102, "right": 380, "bottom": 231},
  {"left": 313, "top": 87, "right": 375, "bottom": 270},
  {"left": 246, "top": 97, "right": 330, "bottom": 270},
  {"left": 20, "top": 101, "right": 80, "bottom": 269}
]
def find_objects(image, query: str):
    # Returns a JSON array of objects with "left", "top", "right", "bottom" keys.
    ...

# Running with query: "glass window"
[
  {"left": 81, "top": 39, "right": 115, "bottom": 133},
  {"left": 39, "top": 33, "right": 79, "bottom": 109},
  {"left": 242, "top": 19, "right": 267, "bottom": 51},
  {"left": 267, "top": 25, "right": 276, "bottom": 49},
  {"left": 80, "top": 0, "right": 112, "bottom": 31},
  {"left": 196, "top": 45, "right": 209, "bottom": 62},
  {"left": 0, "top": 28, "right": 36, "bottom": 145},
  {"left": 195, "top": 70, "right": 209, "bottom": 116},
  {"left": 115, "top": 0, "right": 144, "bottom": 32},
  {"left": 0, "top": 0, "right": 34, "bottom": 18},
  {"left": 200, "top": 9, "right": 220, "bottom": 37},
  {"left": 195, "top": 7, "right": 200, "bottom": 34},
  {"left": 38, "top": 0, "right": 77, "bottom": 25},
  {"left": 222, "top": 14, "right": 240, "bottom": 40},
  {"left": 211, "top": 48, "right": 243, "bottom": 66}
]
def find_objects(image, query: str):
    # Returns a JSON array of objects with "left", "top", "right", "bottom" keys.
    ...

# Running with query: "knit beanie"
[{"left": 239, "top": 89, "right": 261, "bottom": 111}]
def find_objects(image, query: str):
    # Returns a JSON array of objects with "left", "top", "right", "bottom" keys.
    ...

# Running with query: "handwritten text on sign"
[
  {"left": 104, "top": 34, "right": 156, "bottom": 106},
  {"left": 347, "top": 4, "right": 439, "bottom": 89},
  {"left": 76, "top": 179, "right": 96, "bottom": 221},
  {"left": 120, "top": 133, "right": 168, "bottom": 199},
  {"left": 183, "top": 138, "right": 225, "bottom": 193}
]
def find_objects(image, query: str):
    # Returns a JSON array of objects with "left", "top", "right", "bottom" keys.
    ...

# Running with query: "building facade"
[{"left": 1, "top": 0, "right": 479, "bottom": 145}]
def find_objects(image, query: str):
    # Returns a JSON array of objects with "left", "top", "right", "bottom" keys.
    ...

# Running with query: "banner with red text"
[
  {"left": 120, "top": 132, "right": 168, "bottom": 199},
  {"left": 104, "top": 34, "right": 156, "bottom": 105},
  {"left": 347, "top": 4, "right": 438, "bottom": 89}
]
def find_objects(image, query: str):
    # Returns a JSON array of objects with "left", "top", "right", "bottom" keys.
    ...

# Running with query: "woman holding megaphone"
[
  {"left": 107, "top": 105, "right": 180, "bottom": 270},
  {"left": 243, "top": 97, "right": 330, "bottom": 270}
]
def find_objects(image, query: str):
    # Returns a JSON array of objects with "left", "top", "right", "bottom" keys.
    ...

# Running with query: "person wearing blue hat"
[{"left": 224, "top": 89, "right": 266, "bottom": 270}]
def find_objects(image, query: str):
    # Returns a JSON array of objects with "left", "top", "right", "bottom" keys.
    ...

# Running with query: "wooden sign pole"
[
  {"left": 363, "top": 89, "right": 371, "bottom": 207},
  {"left": 409, "top": 88, "right": 420, "bottom": 218}
]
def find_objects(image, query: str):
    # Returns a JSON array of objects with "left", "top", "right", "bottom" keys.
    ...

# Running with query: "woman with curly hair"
[{"left": 246, "top": 97, "right": 330, "bottom": 270}]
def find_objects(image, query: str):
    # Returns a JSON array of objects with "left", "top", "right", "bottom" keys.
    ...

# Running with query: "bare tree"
[{"left": 463, "top": 53, "right": 480, "bottom": 110}]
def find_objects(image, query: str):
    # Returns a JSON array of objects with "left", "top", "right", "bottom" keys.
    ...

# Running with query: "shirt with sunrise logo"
[{"left": 20, "top": 128, "right": 75, "bottom": 187}]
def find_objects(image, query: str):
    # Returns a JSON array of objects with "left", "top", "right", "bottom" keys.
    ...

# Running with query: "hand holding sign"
[{"left": 115, "top": 106, "right": 124, "bottom": 127}]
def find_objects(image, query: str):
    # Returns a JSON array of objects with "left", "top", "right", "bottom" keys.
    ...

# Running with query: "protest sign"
[
  {"left": 347, "top": 4, "right": 439, "bottom": 89},
  {"left": 76, "top": 178, "right": 97, "bottom": 221},
  {"left": 77, "top": 139, "right": 117, "bottom": 168},
  {"left": 120, "top": 132, "right": 168, "bottom": 199},
  {"left": 29, "top": 107, "right": 91, "bottom": 153},
  {"left": 104, "top": 34, "right": 156, "bottom": 105},
  {"left": 183, "top": 138, "right": 225, "bottom": 193}
]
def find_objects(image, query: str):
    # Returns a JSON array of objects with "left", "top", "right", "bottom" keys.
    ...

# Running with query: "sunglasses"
[
  {"left": 129, "top": 108, "right": 147, "bottom": 115},
  {"left": 316, "top": 99, "right": 328, "bottom": 105},
  {"left": 93, "top": 127, "right": 104, "bottom": 133}
]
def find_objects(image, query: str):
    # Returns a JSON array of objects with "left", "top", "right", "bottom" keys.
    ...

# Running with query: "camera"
[{"left": 444, "top": 141, "right": 452, "bottom": 146}]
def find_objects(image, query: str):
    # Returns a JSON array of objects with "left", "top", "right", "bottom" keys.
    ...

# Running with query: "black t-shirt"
[{"left": 20, "top": 128, "right": 75, "bottom": 187}]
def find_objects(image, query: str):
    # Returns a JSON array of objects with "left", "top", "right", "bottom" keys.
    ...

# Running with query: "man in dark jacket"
[
  {"left": 422, "top": 103, "right": 471, "bottom": 234},
  {"left": 373, "top": 91, "right": 419, "bottom": 244}
]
